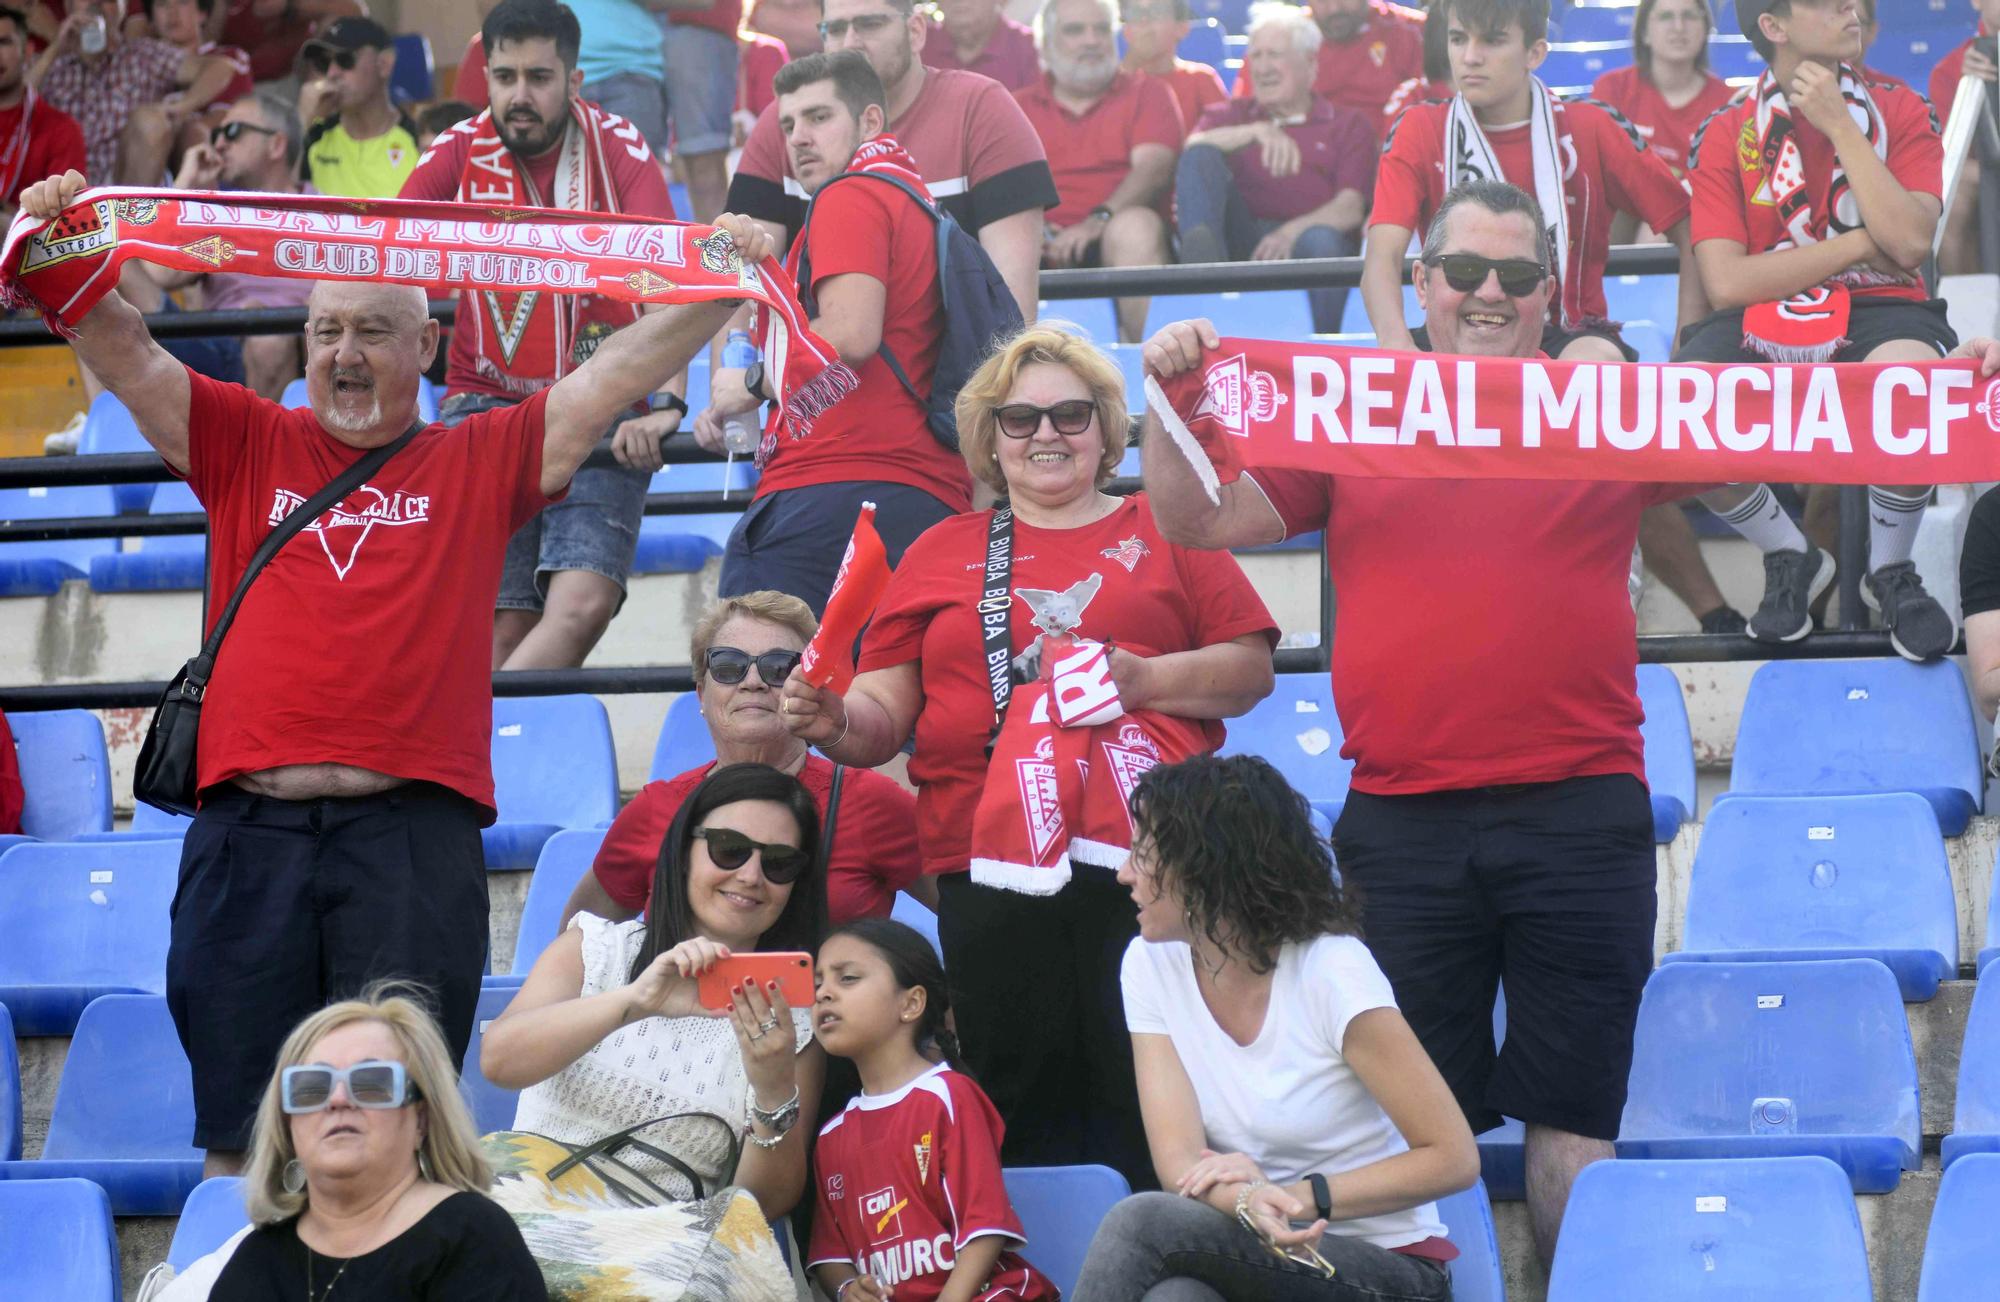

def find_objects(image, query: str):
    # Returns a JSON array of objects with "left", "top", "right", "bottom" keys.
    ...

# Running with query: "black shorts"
[
  {"left": 719, "top": 480, "right": 954, "bottom": 616},
  {"left": 1331, "top": 773, "right": 1657, "bottom": 1141},
  {"left": 1410, "top": 321, "right": 1638, "bottom": 361},
  {"left": 167, "top": 782, "right": 489, "bottom": 1151},
  {"left": 1674, "top": 296, "right": 1958, "bottom": 363}
]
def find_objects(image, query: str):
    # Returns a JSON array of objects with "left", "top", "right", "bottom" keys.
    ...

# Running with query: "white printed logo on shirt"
[{"left": 267, "top": 485, "right": 433, "bottom": 580}]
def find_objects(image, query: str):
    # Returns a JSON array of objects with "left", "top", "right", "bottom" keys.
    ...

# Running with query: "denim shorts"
[
  {"left": 440, "top": 391, "right": 651, "bottom": 611},
  {"left": 659, "top": 21, "right": 738, "bottom": 156},
  {"left": 582, "top": 70, "right": 670, "bottom": 158}
]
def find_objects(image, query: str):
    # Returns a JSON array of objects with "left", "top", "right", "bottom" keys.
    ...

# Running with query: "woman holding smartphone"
[{"left": 482, "top": 762, "right": 827, "bottom": 1219}]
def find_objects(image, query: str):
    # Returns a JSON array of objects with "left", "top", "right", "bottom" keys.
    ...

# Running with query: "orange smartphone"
[{"left": 696, "top": 952, "right": 815, "bottom": 1012}]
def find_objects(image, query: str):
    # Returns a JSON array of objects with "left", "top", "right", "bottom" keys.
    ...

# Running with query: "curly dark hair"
[{"left": 1129, "top": 754, "right": 1359, "bottom": 974}]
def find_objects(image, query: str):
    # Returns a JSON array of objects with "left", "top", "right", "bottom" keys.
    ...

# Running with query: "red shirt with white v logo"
[{"left": 180, "top": 370, "right": 558, "bottom": 814}]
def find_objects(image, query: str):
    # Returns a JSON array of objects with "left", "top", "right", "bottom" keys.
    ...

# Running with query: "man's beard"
[
  {"left": 319, "top": 369, "right": 385, "bottom": 433},
  {"left": 1047, "top": 47, "right": 1118, "bottom": 95},
  {"left": 499, "top": 110, "right": 566, "bottom": 155}
]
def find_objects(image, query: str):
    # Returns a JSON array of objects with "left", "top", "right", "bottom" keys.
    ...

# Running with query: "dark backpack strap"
[{"left": 796, "top": 171, "right": 941, "bottom": 406}]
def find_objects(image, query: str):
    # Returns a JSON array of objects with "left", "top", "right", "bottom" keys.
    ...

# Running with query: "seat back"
[
  {"left": 167, "top": 1176, "right": 250, "bottom": 1269},
  {"left": 1619, "top": 960, "right": 1918, "bottom": 1190},
  {"left": 1002, "top": 1164, "right": 1132, "bottom": 1296},
  {"left": 1945, "top": 972, "right": 2000, "bottom": 1167},
  {"left": 1538, "top": 40, "right": 1625, "bottom": 88},
  {"left": 0, "top": 485, "right": 119, "bottom": 579},
  {"left": 1175, "top": 16, "right": 1226, "bottom": 66},
  {"left": 0, "top": 1177, "right": 119, "bottom": 1301},
  {"left": 461, "top": 984, "right": 524, "bottom": 1135},
  {"left": 0, "top": 1004, "right": 19, "bottom": 1161},
  {"left": 131, "top": 801, "right": 194, "bottom": 837},
  {"left": 0, "top": 840, "right": 178, "bottom": 1034},
  {"left": 1730, "top": 659, "right": 1982, "bottom": 835},
  {"left": 512, "top": 828, "right": 609, "bottom": 975},
  {"left": 890, "top": 892, "right": 942, "bottom": 960},
  {"left": 1217, "top": 673, "right": 1353, "bottom": 822},
  {"left": 1636, "top": 664, "right": 1696, "bottom": 841},
  {"left": 649, "top": 693, "right": 716, "bottom": 783},
  {"left": 390, "top": 32, "right": 436, "bottom": 103},
  {"left": 43, "top": 995, "right": 203, "bottom": 1162},
  {"left": 78, "top": 392, "right": 156, "bottom": 513},
  {"left": 1677, "top": 793, "right": 1957, "bottom": 998},
  {"left": 1548, "top": 1156, "right": 1869, "bottom": 1301},
  {"left": 1145, "top": 291, "right": 1314, "bottom": 342},
  {"left": 1920, "top": 1153, "right": 2000, "bottom": 1301},
  {"left": 1433, "top": 1180, "right": 1504, "bottom": 1302},
  {"left": 9, "top": 708, "right": 113, "bottom": 840},
  {"left": 491, "top": 695, "right": 620, "bottom": 830},
  {"left": 1552, "top": 3, "right": 1636, "bottom": 42}
]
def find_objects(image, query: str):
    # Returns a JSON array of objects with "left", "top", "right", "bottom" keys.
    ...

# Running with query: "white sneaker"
[{"left": 42, "top": 410, "right": 85, "bottom": 455}]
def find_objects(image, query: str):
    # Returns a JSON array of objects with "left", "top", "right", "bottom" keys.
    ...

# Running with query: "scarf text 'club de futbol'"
[
  {"left": 1144, "top": 337, "right": 2000, "bottom": 501},
  {"left": 0, "top": 187, "right": 856, "bottom": 439}
]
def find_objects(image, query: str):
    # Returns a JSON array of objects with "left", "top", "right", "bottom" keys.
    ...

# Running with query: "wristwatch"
[
  {"left": 1088, "top": 204, "right": 1115, "bottom": 224},
  {"left": 648, "top": 392, "right": 689, "bottom": 417},
  {"left": 742, "top": 359, "right": 769, "bottom": 403},
  {"left": 1308, "top": 1172, "right": 1332, "bottom": 1222},
  {"left": 747, "top": 1084, "right": 801, "bottom": 1135}
]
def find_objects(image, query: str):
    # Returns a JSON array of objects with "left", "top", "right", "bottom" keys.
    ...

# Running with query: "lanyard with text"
[{"left": 979, "top": 506, "right": 1015, "bottom": 759}]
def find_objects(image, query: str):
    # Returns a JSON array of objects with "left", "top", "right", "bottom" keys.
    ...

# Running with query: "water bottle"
[{"left": 720, "top": 329, "right": 761, "bottom": 458}]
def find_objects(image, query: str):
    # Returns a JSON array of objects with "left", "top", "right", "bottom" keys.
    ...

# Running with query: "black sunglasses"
[
  {"left": 211, "top": 121, "right": 277, "bottom": 146},
  {"left": 817, "top": 12, "right": 898, "bottom": 39},
  {"left": 1428, "top": 253, "right": 1547, "bottom": 297},
  {"left": 302, "top": 47, "right": 361, "bottom": 73},
  {"left": 704, "top": 646, "right": 801, "bottom": 686},
  {"left": 995, "top": 399, "right": 1096, "bottom": 439},
  {"left": 694, "top": 827, "right": 810, "bottom": 883}
]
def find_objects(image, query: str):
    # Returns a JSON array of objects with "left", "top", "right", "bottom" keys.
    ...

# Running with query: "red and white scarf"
[
  {"left": 450, "top": 101, "right": 633, "bottom": 381},
  {"left": 1143, "top": 337, "right": 2000, "bottom": 495},
  {"left": 1739, "top": 65, "right": 1908, "bottom": 362},
  {"left": 1447, "top": 78, "right": 1584, "bottom": 331},
  {"left": 0, "top": 89, "right": 41, "bottom": 207},
  {"left": 970, "top": 635, "right": 1207, "bottom": 895},
  {"left": 0, "top": 187, "right": 857, "bottom": 437}
]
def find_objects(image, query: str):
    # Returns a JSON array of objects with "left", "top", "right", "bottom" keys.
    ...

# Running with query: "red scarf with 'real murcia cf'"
[{"left": 0, "top": 188, "right": 857, "bottom": 438}]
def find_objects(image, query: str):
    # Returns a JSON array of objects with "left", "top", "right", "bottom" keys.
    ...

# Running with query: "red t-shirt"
[
  {"left": 1012, "top": 70, "right": 1185, "bottom": 227},
  {"left": 0, "top": 708, "right": 22, "bottom": 836},
  {"left": 763, "top": 166, "right": 966, "bottom": 508},
  {"left": 1232, "top": 12, "right": 1423, "bottom": 124},
  {"left": 0, "top": 96, "right": 88, "bottom": 209},
  {"left": 590, "top": 754, "right": 923, "bottom": 924},
  {"left": 1248, "top": 467, "right": 1689, "bottom": 794},
  {"left": 1192, "top": 96, "right": 1377, "bottom": 221},
  {"left": 858, "top": 494, "right": 1276, "bottom": 875},
  {"left": 731, "top": 67, "right": 1060, "bottom": 238},
  {"left": 738, "top": 31, "right": 791, "bottom": 118},
  {"left": 181, "top": 372, "right": 556, "bottom": 813},
  {"left": 220, "top": 0, "right": 318, "bottom": 83},
  {"left": 1372, "top": 97, "right": 1691, "bottom": 321},
  {"left": 1381, "top": 75, "right": 1452, "bottom": 139},
  {"left": 1590, "top": 66, "right": 1736, "bottom": 174},
  {"left": 921, "top": 16, "right": 1040, "bottom": 91},
  {"left": 1146, "top": 60, "right": 1228, "bottom": 132},
  {"left": 398, "top": 113, "right": 677, "bottom": 401},
  {"left": 196, "top": 41, "right": 256, "bottom": 113},
  {"left": 670, "top": 0, "right": 744, "bottom": 38},
  {"left": 1687, "top": 77, "right": 1942, "bottom": 305},
  {"left": 807, "top": 1064, "right": 1058, "bottom": 1302},
  {"left": 1930, "top": 31, "right": 1989, "bottom": 137}
]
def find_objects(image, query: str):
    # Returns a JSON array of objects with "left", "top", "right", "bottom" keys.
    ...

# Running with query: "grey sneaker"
[
  {"left": 1862, "top": 561, "right": 1958, "bottom": 662},
  {"left": 1746, "top": 547, "right": 1835, "bottom": 643}
]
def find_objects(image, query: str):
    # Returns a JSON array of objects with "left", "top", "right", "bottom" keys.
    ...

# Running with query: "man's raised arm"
[
  {"left": 1139, "top": 317, "right": 1288, "bottom": 551},
  {"left": 17, "top": 170, "right": 192, "bottom": 473}
]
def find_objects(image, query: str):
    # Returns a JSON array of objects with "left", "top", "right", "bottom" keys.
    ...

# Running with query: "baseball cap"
[
  {"left": 1734, "top": 0, "right": 1780, "bottom": 39},
  {"left": 301, "top": 17, "right": 393, "bottom": 55}
]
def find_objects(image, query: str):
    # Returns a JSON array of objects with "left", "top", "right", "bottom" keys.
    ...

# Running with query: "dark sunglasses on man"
[
  {"left": 693, "top": 827, "right": 811, "bottom": 883},
  {"left": 211, "top": 121, "right": 277, "bottom": 147},
  {"left": 301, "top": 47, "right": 361, "bottom": 74},
  {"left": 703, "top": 646, "right": 801, "bottom": 686},
  {"left": 1427, "top": 253, "right": 1547, "bottom": 298}
]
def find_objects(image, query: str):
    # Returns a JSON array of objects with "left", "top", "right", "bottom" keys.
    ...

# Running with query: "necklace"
[{"left": 306, "top": 1246, "right": 351, "bottom": 1302}]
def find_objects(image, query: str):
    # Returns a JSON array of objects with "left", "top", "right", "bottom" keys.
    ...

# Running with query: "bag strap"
[
  {"left": 817, "top": 762, "right": 845, "bottom": 883},
  {"left": 980, "top": 506, "right": 1014, "bottom": 757},
  {"left": 796, "top": 170, "right": 936, "bottom": 406},
  {"left": 548, "top": 1108, "right": 744, "bottom": 1202},
  {"left": 186, "top": 419, "right": 425, "bottom": 690}
]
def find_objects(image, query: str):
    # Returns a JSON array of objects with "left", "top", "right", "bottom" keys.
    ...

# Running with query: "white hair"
[
  {"left": 1034, "top": 0, "right": 1119, "bottom": 50},
  {"left": 1246, "top": 1, "right": 1321, "bottom": 56}
]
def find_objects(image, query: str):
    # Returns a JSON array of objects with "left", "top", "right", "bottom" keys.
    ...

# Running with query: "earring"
[
  {"left": 417, "top": 1146, "right": 435, "bottom": 1183},
  {"left": 282, "top": 1159, "right": 306, "bottom": 1195}
]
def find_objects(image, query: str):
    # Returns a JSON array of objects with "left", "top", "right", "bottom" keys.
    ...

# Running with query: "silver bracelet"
[
  {"left": 835, "top": 1278, "right": 865, "bottom": 1302},
  {"left": 748, "top": 1084, "right": 801, "bottom": 1129},
  {"left": 824, "top": 711, "right": 851, "bottom": 751}
]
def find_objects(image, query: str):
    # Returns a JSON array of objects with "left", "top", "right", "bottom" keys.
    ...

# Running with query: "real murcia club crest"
[
  {"left": 1102, "top": 723, "right": 1162, "bottom": 825},
  {"left": 1016, "top": 734, "right": 1064, "bottom": 862},
  {"left": 620, "top": 268, "right": 676, "bottom": 297},
  {"left": 483, "top": 289, "right": 539, "bottom": 366},
  {"left": 1193, "top": 353, "right": 1285, "bottom": 439},
  {"left": 180, "top": 235, "right": 237, "bottom": 268},
  {"left": 694, "top": 229, "right": 739, "bottom": 275},
  {"left": 20, "top": 197, "right": 122, "bottom": 273},
  {"left": 113, "top": 197, "right": 161, "bottom": 225},
  {"left": 1979, "top": 379, "right": 2000, "bottom": 434}
]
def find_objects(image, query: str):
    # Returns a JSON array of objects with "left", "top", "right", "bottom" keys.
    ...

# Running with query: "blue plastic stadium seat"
[
  {"left": 0, "top": 485, "right": 120, "bottom": 596},
  {"left": 1175, "top": 17, "right": 1227, "bottom": 67},
  {"left": 390, "top": 32, "right": 435, "bottom": 104},
  {"left": 1942, "top": 970, "right": 2000, "bottom": 1168},
  {"left": 891, "top": 892, "right": 941, "bottom": 959},
  {"left": 1729, "top": 658, "right": 1982, "bottom": 836},
  {"left": 511, "top": 828, "right": 607, "bottom": 975},
  {"left": 636, "top": 454, "right": 751, "bottom": 569},
  {"left": 1541, "top": 42, "right": 1628, "bottom": 89},
  {"left": 1667, "top": 793, "right": 1957, "bottom": 1000},
  {"left": 74, "top": 801, "right": 194, "bottom": 843},
  {"left": 1147, "top": 291, "right": 1314, "bottom": 341},
  {"left": 168, "top": 1176, "right": 250, "bottom": 1269},
  {"left": 484, "top": 695, "right": 621, "bottom": 870},
  {"left": 1433, "top": 1180, "right": 1505, "bottom": 1302},
  {"left": 0, "top": 840, "right": 178, "bottom": 1035},
  {"left": 461, "top": 983, "right": 523, "bottom": 1135},
  {"left": 0, "top": 995, "right": 205, "bottom": 1214},
  {"left": 77, "top": 391, "right": 157, "bottom": 514},
  {"left": 1637, "top": 664, "right": 1695, "bottom": 842},
  {"left": 7, "top": 709, "right": 113, "bottom": 842},
  {"left": 1338, "top": 283, "right": 1422, "bottom": 335},
  {"left": 280, "top": 377, "right": 309, "bottom": 408},
  {"left": 1105, "top": 342, "right": 1147, "bottom": 409},
  {"left": 1602, "top": 274, "right": 1679, "bottom": 331},
  {"left": 1217, "top": 673, "right": 1352, "bottom": 826},
  {"left": 631, "top": 530, "right": 723, "bottom": 575},
  {"left": 1708, "top": 34, "right": 1761, "bottom": 79},
  {"left": 1040, "top": 298, "right": 1119, "bottom": 345},
  {"left": 1002, "top": 1165, "right": 1132, "bottom": 1296},
  {"left": 649, "top": 693, "right": 716, "bottom": 783},
  {"left": 0, "top": 1005, "right": 18, "bottom": 1162},
  {"left": 89, "top": 478, "right": 208, "bottom": 593},
  {"left": 1548, "top": 1156, "right": 1869, "bottom": 1301},
  {"left": 1618, "top": 959, "right": 1919, "bottom": 1191},
  {"left": 1985, "top": 846, "right": 1998, "bottom": 974},
  {"left": 1552, "top": 3, "right": 1636, "bottom": 43},
  {"left": 1920, "top": 1153, "right": 2000, "bottom": 1301},
  {"left": 0, "top": 1177, "right": 119, "bottom": 1301}
]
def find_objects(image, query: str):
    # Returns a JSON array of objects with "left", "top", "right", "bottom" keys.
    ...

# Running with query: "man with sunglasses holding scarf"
[
  {"left": 1143, "top": 178, "right": 1694, "bottom": 1273},
  {"left": 297, "top": 16, "right": 419, "bottom": 198}
]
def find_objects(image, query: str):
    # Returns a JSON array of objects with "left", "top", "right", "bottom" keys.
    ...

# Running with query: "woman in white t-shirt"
[{"left": 1074, "top": 754, "right": 1479, "bottom": 1301}]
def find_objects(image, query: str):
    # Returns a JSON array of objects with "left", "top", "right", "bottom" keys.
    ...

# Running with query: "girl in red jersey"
[{"left": 807, "top": 919, "right": 1059, "bottom": 1302}]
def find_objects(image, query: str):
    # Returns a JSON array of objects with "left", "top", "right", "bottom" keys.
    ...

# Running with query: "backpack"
[{"left": 796, "top": 170, "right": 1025, "bottom": 451}]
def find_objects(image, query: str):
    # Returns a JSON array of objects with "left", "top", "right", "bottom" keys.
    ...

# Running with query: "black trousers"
[
  {"left": 935, "top": 870, "right": 1155, "bottom": 1191},
  {"left": 167, "top": 781, "right": 489, "bottom": 1150}
]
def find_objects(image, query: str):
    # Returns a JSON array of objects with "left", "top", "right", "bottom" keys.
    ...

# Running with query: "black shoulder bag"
[{"left": 133, "top": 421, "right": 425, "bottom": 816}]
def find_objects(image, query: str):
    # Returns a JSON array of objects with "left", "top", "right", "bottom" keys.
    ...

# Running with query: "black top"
[
  {"left": 210, "top": 1191, "right": 548, "bottom": 1301},
  {"left": 1962, "top": 485, "right": 2000, "bottom": 619}
]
